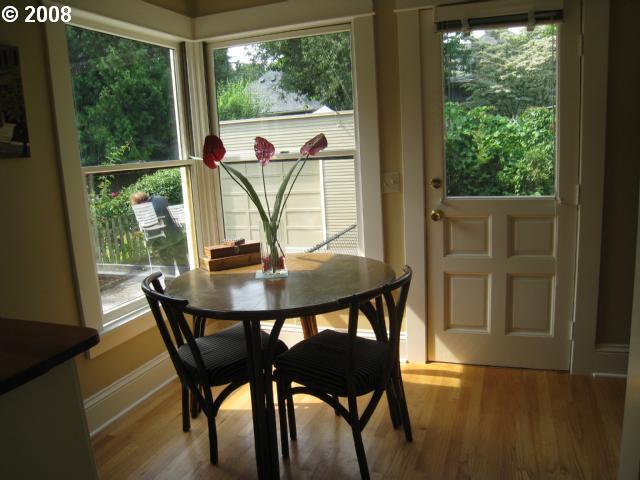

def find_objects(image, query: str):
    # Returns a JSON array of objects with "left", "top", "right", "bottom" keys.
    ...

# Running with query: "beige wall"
[
  {"left": 192, "top": 0, "right": 284, "bottom": 17},
  {"left": 374, "top": 0, "right": 406, "bottom": 273},
  {"left": 0, "top": 4, "right": 80, "bottom": 327},
  {"left": 143, "top": 0, "right": 285, "bottom": 18},
  {"left": 0, "top": 0, "right": 636, "bottom": 404},
  {"left": 595, "top": 0, "right": 640, "bottom": 346},
  {"left": 143, "top": 0, "right": 193, "bottom": 16},
  {"left": 0, "top": 0, "right": 168, "bottom": 399}
]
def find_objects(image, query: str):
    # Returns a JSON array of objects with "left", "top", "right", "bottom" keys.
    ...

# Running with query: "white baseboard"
[
  {"left": 593, "top": 343, "right": 629, "bottom": 377},
  {"left": 83, "top": 325, "right": 407, "bottom": 437},
  {"left": 83, "top": 352, "right": 176, "bottom": 437}
]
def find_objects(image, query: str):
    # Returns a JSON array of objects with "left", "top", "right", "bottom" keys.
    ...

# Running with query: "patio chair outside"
[
  {"left": 132, "top": 202, "right": 166, "bottom": 241},
  {"left": 167, "top": 204, "right": 186, "bottom": 230}
]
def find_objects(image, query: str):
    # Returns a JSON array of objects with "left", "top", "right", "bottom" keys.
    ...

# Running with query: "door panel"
[
  {"left": 422, "top": 3, "right": 580, "bottom": 370},
  {"left": 428, "top": 199, "right": 569, "bottom": 369}
]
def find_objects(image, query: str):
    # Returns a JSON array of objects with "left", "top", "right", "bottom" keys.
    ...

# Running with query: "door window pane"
[
  {"left": 442, "top": 25, "right": 557, "bottom": 197},
  {"left": 66, "top": 26, "right": 181, "bottom": 166},
  {"left": 86, "top": 167, "right": 190, "bottom": 314},
  {"left": 213, "top": 31, "right": 360, "bottom": 254}
]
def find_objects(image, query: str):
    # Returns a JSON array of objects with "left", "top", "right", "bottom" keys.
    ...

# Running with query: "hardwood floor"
[{"left": 92, "top": 363, "right": 625, "bottom": 479}]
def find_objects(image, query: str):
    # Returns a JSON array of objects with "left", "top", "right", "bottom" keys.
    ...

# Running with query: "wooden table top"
[
  {"left": 165, "top": 253, "right": 396, "bottom": 320},
  {"left": 0, "top": 318, "right": 99, "bottom": 395}
]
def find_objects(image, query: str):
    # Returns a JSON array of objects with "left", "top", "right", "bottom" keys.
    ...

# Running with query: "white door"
[{"left": 422, "top": 2, "right": 581, "bottom": 370}]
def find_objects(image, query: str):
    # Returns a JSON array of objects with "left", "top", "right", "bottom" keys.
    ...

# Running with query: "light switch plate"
[{"left": 382, "top": 171, "right": 401, "bottom": 193}]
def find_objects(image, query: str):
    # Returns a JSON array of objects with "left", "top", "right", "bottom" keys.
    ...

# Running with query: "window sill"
[{"left": 86, "top": 307, "right": 156, "bottom": 359}]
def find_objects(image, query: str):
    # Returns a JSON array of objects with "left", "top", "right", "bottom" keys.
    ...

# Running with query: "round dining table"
[{"left": 165, "top": 252, "right": 396, "bottom": 479}]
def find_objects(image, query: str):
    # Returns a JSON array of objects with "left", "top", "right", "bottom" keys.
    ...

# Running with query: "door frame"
[{"left": 396, "top": 0, "right": 610, "bottom": 373}]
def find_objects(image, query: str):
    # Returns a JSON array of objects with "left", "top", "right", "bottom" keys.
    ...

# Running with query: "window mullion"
[
  {"left": 81, "top": 159, "right": 193, "bottom": 175},
  {"left": 183, "top": 41, "right": 224, "bottom": 252}
]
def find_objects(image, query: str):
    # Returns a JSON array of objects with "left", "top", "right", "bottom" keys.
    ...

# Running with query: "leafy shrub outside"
[
  {"left": 89, "top": 168, "right": 183, "bottom": 224},
  {"left": 216, "top": 78, "right": 267, "bottom": 121},
  {"left": 445, "top": 103, "right": 555, "bottom": 196}
]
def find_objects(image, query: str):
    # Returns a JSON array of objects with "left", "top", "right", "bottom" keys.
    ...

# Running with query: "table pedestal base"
[{"left": 300, "top": 315, "right": 318, "bottom": 339}]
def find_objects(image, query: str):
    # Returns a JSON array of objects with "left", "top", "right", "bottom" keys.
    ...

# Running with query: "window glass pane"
[
  {"left": 86, "top": 167, "right": 190, "bottom": 314},
  {"left": 66, "top": 26, "right": 180, "bottom": 166},
  {"left": 219, "top": 157, "right": 358, "bottom": 253},
  {"left": 442, "top": 25, "right": 557, "bottom": 197},
  {"left": 213, "top": 31, "right": 359, "bottom": 253}
]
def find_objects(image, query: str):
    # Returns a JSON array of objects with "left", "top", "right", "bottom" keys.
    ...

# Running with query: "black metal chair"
[
  {"left": 274, "top": 266, "right": 413, "bottom": 479},
  {"left": 141, "top": 272, "right": 290, "bottom": 465}
]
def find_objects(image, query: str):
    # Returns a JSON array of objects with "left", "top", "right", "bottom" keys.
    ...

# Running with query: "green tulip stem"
[
  {"left": 262, "top": 220, "right": 280, "bottom": 273},
  {"left": 220, "top": 162, "right": 269, "bottom": 225},
  {"left": 218, "top": 163, "right": 253, "bottom": 204},
  {"left": 261, "top": 164, "right": 272, "bottom": 218},
  {"left": 276, "top": 155, "right": 308, "bottom": 228}
]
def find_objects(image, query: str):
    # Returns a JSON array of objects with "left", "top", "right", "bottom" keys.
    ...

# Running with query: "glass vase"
[{"left": 257, "top": 220, "right": 288, "bottom": 278}]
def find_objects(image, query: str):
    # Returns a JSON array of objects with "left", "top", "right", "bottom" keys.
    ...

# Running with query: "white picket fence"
[{"left": 95, "top": 215, "right": 148, "bottom": 265}]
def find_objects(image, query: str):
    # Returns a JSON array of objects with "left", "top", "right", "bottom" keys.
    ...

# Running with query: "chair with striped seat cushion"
[
  {"left": 178, "top": 322, "right": 287, "bottom": 386},
  {"left": 274, "top": 266, "right": 413, "bottom": 480},
  {"left": 274, "top": 329, "right": 388, "bottom": 396},
  {"left": 142, "top": 272, "right": 290, "bottom": 466}
]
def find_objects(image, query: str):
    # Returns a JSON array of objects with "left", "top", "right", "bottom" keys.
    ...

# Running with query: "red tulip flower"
[
  {"left": 300, "top": 133, "right": 328, "bottom": 156},
  {"left": 254, "top": 136, "right": 275, "bottom": 166},
  {"left": 203, "top": 134, "right": 226, "bottom": 169}
]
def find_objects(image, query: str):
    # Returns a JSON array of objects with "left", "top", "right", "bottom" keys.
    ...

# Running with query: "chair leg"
[
  {"left": 285, "top": 381, "right": 297, "bottom": 441},
  {"left": 181, "top": 386, "right": 190, "bottom": 432},
  {"left": 276, "top": 379, "right": 290, "bottom": 458},
  {"left": 333, "top": 395, "right": 341, "bottom": 416},
  {"left": 190, "top": 386, "right": 201, "bottom": 418},
  {"left": 385, "top": 382, "right": 402, "bottom": 429},
  {"left": 393, "top": 366, "right": 413, "bottom": 442},
  {"left": 347, "top": 394, "right": 370, "bottom": 480},
  {"left": 208, "top": 417, "right": 218, "bottom": 465}
]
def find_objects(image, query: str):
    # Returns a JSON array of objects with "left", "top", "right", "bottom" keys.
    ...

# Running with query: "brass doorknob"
[
  {"left": 430, "top": 178, "right": 442, "bottom": 189},
  {"left": 430, "top": 209, "right": 443, "bottom": 221}
]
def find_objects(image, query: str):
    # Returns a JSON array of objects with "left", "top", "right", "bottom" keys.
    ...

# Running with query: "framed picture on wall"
[{"left": 0, "top": 45, "right": 30, "bottom": 158}]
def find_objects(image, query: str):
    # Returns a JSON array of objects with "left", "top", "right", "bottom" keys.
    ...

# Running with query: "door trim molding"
[
  {"left": 569, "top": 0, "right": 611, "bottom": 374},
  {"left": 397, "top": 9, "right": 427, "bottom": 362},
  {"left": 396, "top": 0, "right": 611, "bottom": 371}
]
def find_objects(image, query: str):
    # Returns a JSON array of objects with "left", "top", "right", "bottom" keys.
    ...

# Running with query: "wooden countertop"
[{"left": 0, "top": 318, "right": 99, "bottom": 395}]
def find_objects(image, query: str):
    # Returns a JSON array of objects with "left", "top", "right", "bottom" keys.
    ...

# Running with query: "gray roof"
[{"left": 247, "top": 71, "right": 321, "bottom": 116}]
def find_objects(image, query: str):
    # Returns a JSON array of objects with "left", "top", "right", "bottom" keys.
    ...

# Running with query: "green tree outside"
[
  {"left": 216, "top": 78, "right": 268, "bottom": 121},
  {"left": 253, "top": 32, "right": 353, "bottom": 111},
  {"left": 66, "top": 26, "right": 179, "bottom": 167},
  {"left": 443, "top": 25, "right": 557, "bottom": 196}
]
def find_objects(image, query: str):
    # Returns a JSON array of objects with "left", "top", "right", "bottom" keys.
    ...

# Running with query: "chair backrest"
[
  {"left": 341, "top": 266, "right": 412, "bottom": 394},
  {"left": 132, "top": 202, "right": 160, "bottom": 228},
  {"left": 141, "top": 273, "right": 211, "bottom": 392},
  {"left": 167, "top": 204, "right": 186, "bottom": 229}
]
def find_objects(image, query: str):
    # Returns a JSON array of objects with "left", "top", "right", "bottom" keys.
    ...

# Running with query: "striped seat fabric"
[
  {"left": 178, "top": 323, "right": 288, "bottom": 386},
  {"left": 274, "top": 329, "right": 389, "bottom": 396}
]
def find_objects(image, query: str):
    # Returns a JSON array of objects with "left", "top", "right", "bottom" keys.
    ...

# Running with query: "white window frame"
[
  {"left": 204, "top": 20, "right": 384, "bottom": 260},
  {"left": 206, "top": 24, "right": 364, "bottom": 255},
  {"left": 45, "top": 17, "right": 195, "bottom": 335},
  {"left": 44, "top": 1, "right": 384, "bottom": 353}
]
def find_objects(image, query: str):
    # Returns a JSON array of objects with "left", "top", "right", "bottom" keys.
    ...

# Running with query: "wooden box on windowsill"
[
  {"left": 204, "top": 240, "right": 260, "bottom": 259},
  {"left": 199, "top": 251, "right": 262, "bottom": 271},
  {"left": 200, "top": 240, "right": 262, "bottom": 271}
]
